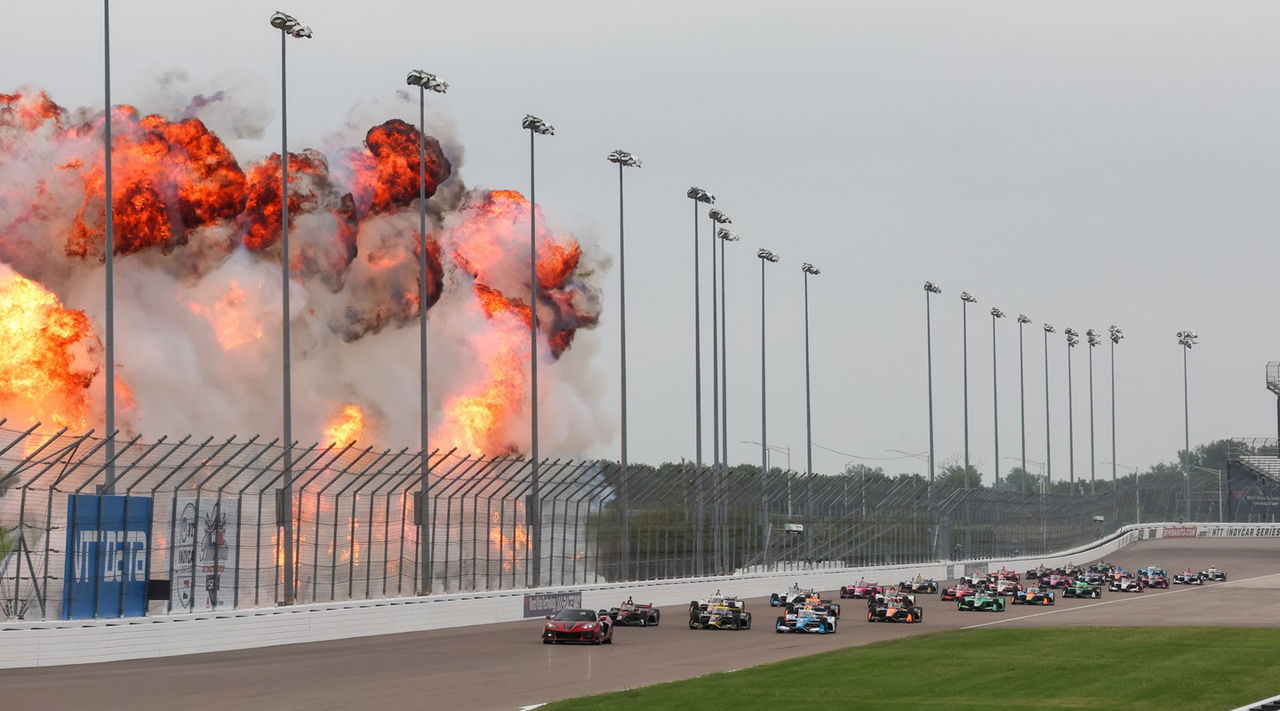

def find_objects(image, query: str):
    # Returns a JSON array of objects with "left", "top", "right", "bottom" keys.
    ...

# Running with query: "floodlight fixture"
[
  {"left": 1044, "top": 324, "right": 1056, "bottom": 334},
  {"left": 270, "top": 11, "right": 312, "bottom": 38},
  {"left": 757, "top": 248, "right": 780, "bottom": 262},
  {"left": 1109, "top": 325, "right": 1124, "bottom": 344},
  {"left": 717, "top": 228, "right": 738, "bottom": 241},
  {"left": 924, "top": 281, "right": 942, "bottom": 294},
  {"left": 522, "top": 114, "right": 554, "bottom": 135},
  {"left": 991, "top": 308, "right": 1005, "bottom": 319},
  {"left": 1017, "top": 314, "right": 1032, "bottom": 324},
  {"left": 607, "top": 149, "right": 641, "bottom": 167},
  {"left": 961, "top": 291, "right": 977, "bottom": 303},
  {"left": 709, "top": 208, "right": 732, "bottom": 224},
  {"left": 687, "top": 187, "right": 715, "bottom": 204},
  {"left": 802, "top": 262, "right": 820, "bottom": 275},
  {"left": 1177, "top": 331, "right": 1199, "bottom": 349},
  {"left": 406, "top": 70, "right": 448, "bottom": 93}
]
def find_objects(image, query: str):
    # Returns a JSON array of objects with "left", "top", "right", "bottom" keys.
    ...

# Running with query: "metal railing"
[{"left": 0, "top": 425, "right": 1213, "bottom": 622}]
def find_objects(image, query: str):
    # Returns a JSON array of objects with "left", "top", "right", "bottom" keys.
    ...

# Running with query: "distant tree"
[
  {"left": 939, "top": 463, "right": 982, "bottom": 489},
  {"left": 995, "top": 467, "right": 1038, "bottom": 493},
  {"left": 841, "top": 463, "right": 888, "bottom": 483}
]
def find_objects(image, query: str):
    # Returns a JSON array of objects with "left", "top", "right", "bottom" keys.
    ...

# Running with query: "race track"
[{"left": 2, "top": 538, "right": 1276, "bottom": 711}]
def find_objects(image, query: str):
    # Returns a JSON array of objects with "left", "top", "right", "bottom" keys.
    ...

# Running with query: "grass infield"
[{"left": 542, "top": 627, "right": 1280, "bottom": 710}]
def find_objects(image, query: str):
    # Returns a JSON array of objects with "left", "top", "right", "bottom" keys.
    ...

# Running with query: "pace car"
[
  {"left": 776, "top": 604, "right": 838, "bottom": 634},
  {"left": 897, "top": 575, "right": 940, "bottom": 594},
  {"left": 867, "top": 594, "right": 924, "bottom": 623},
  {"left": 1109, "top": 577, "right": 1145, "bottom": 593},
  {"left": 957, "top": 591, "right": 1006, "bottom": 612},
  {"left": 1173, "top": 569, "right": 1204, "bottom": 585},
  {"left": 1011, "top": 586, "right": 1055, "bottom": 605},
  {"left": 840, "top": 580, "right": 885, "bottom": 599},
  {"left": 1199, "top": 566, "right": 1228, "bottom": 582},
  {"left": 607, "top": 597, "right": 661, "bottom": 626},
  {"left": 542, "top": 608, "right": 614, "bottom": 644}
]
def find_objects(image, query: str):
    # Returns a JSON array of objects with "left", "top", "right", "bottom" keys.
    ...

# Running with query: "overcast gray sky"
[{"left": 6, "top": 1, "right": 1280, "bottom": 481}]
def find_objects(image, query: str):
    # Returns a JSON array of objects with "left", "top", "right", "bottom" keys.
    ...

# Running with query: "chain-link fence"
[{"left": 0, "top": 424, "right": 1222, "bottom": 622}]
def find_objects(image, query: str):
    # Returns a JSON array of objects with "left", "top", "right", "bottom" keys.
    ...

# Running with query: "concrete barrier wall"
[{"left": 4, "top": 521, "right": 1276, "bottom": 669}]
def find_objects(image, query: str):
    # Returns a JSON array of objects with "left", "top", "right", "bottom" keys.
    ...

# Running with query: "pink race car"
[{"left": 839, "top": 580, "right": 885, "bottom": 599}]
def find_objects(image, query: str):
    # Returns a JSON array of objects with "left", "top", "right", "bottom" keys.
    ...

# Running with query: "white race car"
[
  {"left": 1172, "top": 570, "right": 1204, "bottom": 585},
  {"left": 769, "top": 583, "right": 816, "bottom": 607},
  {"left": 1109, "top": 577, "right": 1145, "bottom": 593},
  {"left": 1198, "top": 566, "right": 1227, "bottom": 582}
]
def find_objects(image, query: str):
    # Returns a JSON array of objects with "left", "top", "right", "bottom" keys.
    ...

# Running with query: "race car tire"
[
  {"left": 742, "top": 615, "right": 751, "bottom": 630},
  {"left": 689, "top": 614, "right": 699, "bottom": 629},
  {"left": 638, "top": 616, "right": 647, "bottom": 627},
  {"left": 653, "top": 611, "right": 661, "bottom": 626},
  {"left": 604, "top": 633, "right": 613, "bottom": 644},
  {"left": 867, "top": 610, "right": 874, "bottom": 622},
  {"left": 543, "top": 639, "right": 552, "bottom": 644}
]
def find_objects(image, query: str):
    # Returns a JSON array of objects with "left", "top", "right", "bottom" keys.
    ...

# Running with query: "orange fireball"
[{"left": 325, "top": 403, "right": 366, "bottom": 446}]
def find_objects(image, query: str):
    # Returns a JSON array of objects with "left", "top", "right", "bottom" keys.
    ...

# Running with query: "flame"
[
  {"left": 347, "top": 119, "right": 451, "bottom": 215},
  {"left": 0, "top": 266, "right": 102, "bottom": 431},
  {"left": 325, "top": 404, "right": 366, "bottom": 446},
  {"left": 489, "top": 510, "right": 529, "bottom": 570},
  {"left": 187, "top": 279, "right": 265, "bottom": 350}
]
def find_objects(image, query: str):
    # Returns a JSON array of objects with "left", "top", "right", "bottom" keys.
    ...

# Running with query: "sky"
[{"left": 4, "top": 1, "right": 1280, "bottom": 482}]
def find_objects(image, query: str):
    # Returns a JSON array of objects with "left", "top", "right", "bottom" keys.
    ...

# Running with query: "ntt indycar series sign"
[
  {"left": 523, "top": 591, "right": 582, "bottom": 618},
  {"left": 62, "top": 494, "right": 153, "bottom": 619}
]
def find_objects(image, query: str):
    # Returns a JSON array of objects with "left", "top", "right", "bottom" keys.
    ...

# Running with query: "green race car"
[
  {"left": 957, "top": 591, "right": 1006, "bottom": 612},
  {"left": 1062, "top": 580, "right": 1102, "bottom": 599}
]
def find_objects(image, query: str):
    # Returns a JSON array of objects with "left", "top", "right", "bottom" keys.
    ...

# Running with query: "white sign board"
[{"left": 172, "top": 496, "right": 238, "bottom": 612}]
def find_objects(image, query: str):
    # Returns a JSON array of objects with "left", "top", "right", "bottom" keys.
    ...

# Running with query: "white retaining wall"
[{"left": 3, "top": 521, "right": 1277, "bottom": 669}]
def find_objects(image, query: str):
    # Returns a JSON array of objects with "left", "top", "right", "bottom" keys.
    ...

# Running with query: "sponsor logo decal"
[
  {"left": 523, "top": 591, "right": 582, "bottom": 618},
  {"left": 1162, "top": 526, "right": 1198, "bottom": 538}
]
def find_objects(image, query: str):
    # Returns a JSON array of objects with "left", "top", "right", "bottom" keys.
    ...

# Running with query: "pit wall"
[{"left": 3, "top": 521, "right": 1277, "bottom": 669}]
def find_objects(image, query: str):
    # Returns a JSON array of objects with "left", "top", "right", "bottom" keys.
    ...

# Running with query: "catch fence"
[{"left": 0, "top": 424, "right": 1212, "bottom": 622}]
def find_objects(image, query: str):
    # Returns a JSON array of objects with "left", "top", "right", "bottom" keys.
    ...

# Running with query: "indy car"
[
  {"left": 1172, "top": 569, "right": 1204, "bottom": 585},
  {"left": 840, "top": 580, "right": 885, "bottom": 599},
  {"left": 988, "top": 567, "right": 1020, "bottom": 582},
  {"left": 776, "top": 604, "right": 838, "bottom": 634},
  {"left": 689, "top": 594, "right": 752, "bottom": 630},
  {"left": 1089, "top": 561, "right": 1116, "bottom": 574},
  {"left": 1011, "top": 586, "right": 1055, "bottom": 605},
  {"left": 1062, "top": 563, "right": 1086, "bottom": 577},
  {"left": 897, "top": 575, "right": 940, "bottom": 594},
  {"left": 990, "top": 578, "right": 1022, "bottom": 597},
  {"left": 957, "top": 591, "right": 1006, "bottom": 612},
  {"left": 959, "top": 574, "right": 987, "bottom": 588},
  {"left": 867, "top": 589, "right": 915, "bottom": 609},
  {"left": 770, "top": 584, "right": 816, "bottom": 607},
  {"left": 1062, "top": 580, "right": 1103, "bottom": 599},
  {"left": 1137, "top": 566, "right": 1167, "bottom": 579},
  {"left": 867, "top": 594, "right": 924, "bottom": 623},
  {"left": 1138, "top": 570, "right": 1170, "bottom": 589},
  {"left": 606, "top": 597, "right": 661, "bottom": 626},
  {"left": 941, "top": 582, "right": 978, "bottom": 602},
  {"left": 542, "top": 608, "right": 614, "bottom": 644},
  {"left": 1199, "top": 566, "right": 1228, "bottom": 582},
  {"left": 1079, "top": 571, "right": 1108, "bottom": 586},
  {"left": 1024, "top": 565, "right": 1052, "bottom": 581},
  {"left": 1109, "top": 577, "right": 1145, "bottom": 593},
  {"left": 1041, "top": 573, "right": 1073, "bottom": 589}
]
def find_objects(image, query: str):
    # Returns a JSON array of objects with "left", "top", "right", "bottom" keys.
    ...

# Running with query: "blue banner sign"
[{"left": 62, "top": 494, "right": 153, "bottom": 619}]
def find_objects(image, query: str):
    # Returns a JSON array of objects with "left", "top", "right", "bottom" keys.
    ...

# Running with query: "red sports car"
[{"left": 542, "top": 608, "right": 614, "bottom": 645}]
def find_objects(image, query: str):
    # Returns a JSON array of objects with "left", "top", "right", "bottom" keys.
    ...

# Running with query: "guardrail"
[{"left": 5, "top": 520, "right": 1276, "bottom": 669}]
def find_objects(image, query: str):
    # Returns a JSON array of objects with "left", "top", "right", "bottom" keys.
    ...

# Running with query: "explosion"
[
  {"left": 0, "top": 85, "right": 604, "bottom": 456},
  {"left": 325, "top": 404, "right": 366, "bottom": 446},
  {"left": 0, "top": 264, "right": 100, "bottom": 431}
]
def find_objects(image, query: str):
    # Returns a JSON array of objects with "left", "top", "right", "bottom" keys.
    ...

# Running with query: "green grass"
[{"left": 543, "top": 627, "right": 1280, "bottom": 710}]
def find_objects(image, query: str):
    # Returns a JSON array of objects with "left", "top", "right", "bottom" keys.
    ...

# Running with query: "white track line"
[{"left": 960, "top": 573, "right": 1276, "bottom": 630}]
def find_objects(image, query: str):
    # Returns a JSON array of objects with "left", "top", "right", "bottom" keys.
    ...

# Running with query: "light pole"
[
  {"left": 1192, "top": 465, "right": 1225, "bottom": 522},
  {"left": 607, "top": 149, "right": 641, "bottom": 580},
  {"left": 522, "top": 113, "right": 554, "bottom": 586},
  {"left": 687, "top": 188, "right": 714, "bottom": 476},
  {"left": 103, "top": 0, "right": 117, "bottom": 492},
  {"left": 961, "top": 291, "right": 977, "bottom": 485},
  {"left": 709, "top": 208, "right": 732, "bottom": 475},
  {"left": 802, "top": 263, "right": 820, "bottom": 481},
  {"left": 269, "top": 10, "right": 312, "bottom": 605},
  {"left": 1017, "top": 314, "right": 1031, "bottom": 493},
  {"left": 1086, "top": 329, "right": 1101, "bottom": 495},
  {"left": 718, "top": 228, "right": 738, "bottom": 467},
  {"left": 758, "top": 248, "right": 780, "bottom": 557},
  {"left": 1109, "top": 326, "right": 1124, "bottom": 485},
  {"left": 924, "top": 282, "right": 942, "bottom": 484},
  {"left": 1043, "top": 324, "right": 1055, "bottom": 490},
  {"left": 405, "top": 68, "right": 447, "bottom": 595},
  {"left": 1065, "top": 328, "right": 1079, "bottom": 491},
  {"left": 1178, "top": 330, "right": 1199, "bottom": 520},
  {"left": 990, "top": 308, "right": 1005, "bottom": 486}
]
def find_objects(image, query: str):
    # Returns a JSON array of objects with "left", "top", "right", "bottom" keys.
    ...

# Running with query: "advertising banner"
[
  {"left": 62, "top": 494, "right": 153, "bottom": 619},
  {"left": 1229, "top": 469, "right": 1280, "bottom": 518},
  {"left": 1161, "top": 526, "right": 1198, "bottom": 538},
  {"left": 171, "top": 496, "right": 238, "bottom": 612},
  {"left": 523, "top": 591, "right": 582, "bottom": 618}
]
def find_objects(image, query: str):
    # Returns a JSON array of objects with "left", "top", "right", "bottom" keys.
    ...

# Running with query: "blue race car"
[{"left": 775, "top": 604, "right": 838, "bottom": 634}]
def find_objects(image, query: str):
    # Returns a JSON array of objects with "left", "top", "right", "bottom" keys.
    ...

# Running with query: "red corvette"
[{"left": 542, "top": 608, "right": 614, "bottom": 645}]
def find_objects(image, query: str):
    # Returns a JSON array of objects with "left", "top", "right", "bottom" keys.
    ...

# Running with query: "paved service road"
[{"left": 3, "top": 538, "right": 1276, "bottom": 711}]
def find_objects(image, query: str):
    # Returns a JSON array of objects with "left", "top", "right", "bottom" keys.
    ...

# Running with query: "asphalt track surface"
[{"left": 3, "top": 538, "right": 1276, "bottom": 711}]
